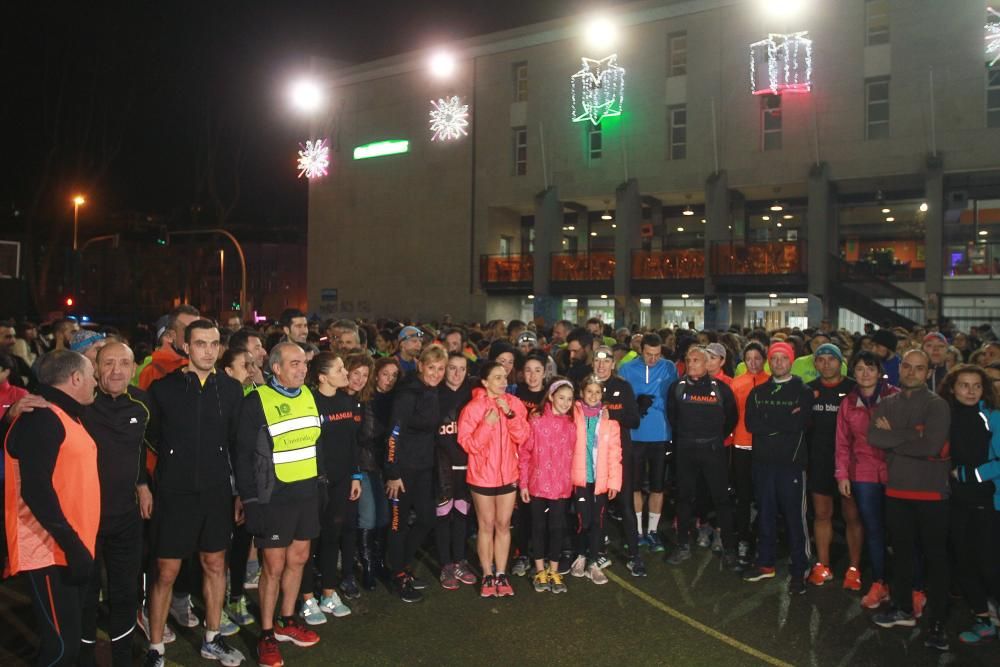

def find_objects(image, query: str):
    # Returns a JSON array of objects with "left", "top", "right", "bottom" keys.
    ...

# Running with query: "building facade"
[{"left": 308, "top": 0, "right": 1000, "bottom": 330}]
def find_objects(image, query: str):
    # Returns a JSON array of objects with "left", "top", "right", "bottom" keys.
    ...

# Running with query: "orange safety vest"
[{"left": 4, "top": 404, "right": 101, "bottom": 575}]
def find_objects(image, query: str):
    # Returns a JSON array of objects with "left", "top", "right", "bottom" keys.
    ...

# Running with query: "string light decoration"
[
  {"left": 571, "top": 54, "right": 626, "bottom": 125},
  {"left": 987, "top": 7, "right": 1000, "bottom": 67},
  {"left": 296, "top": 139, "right": 329, "bottom": 179},
  {"left": 749, "top": 32, "right": 812, "bottom": 95},
  {"left": 428, "top": 96, "right": 470, "bottom": 141}
]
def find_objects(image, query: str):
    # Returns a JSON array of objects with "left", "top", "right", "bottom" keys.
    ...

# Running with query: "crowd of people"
[{"left": 1, "top": 310, "right": 999, "bottom": 666}]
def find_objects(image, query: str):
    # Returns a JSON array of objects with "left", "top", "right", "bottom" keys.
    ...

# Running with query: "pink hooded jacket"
[
  {"left": 519, "top": 403, "right": 575, "bottom": 500},
  {"left": 835, "top": 383, "right": 899, "bottom": 484},
  {"left": 572, "top": 402, "right": 623, "bottom": 495},
  {"left": 458, "top": 387, "right": 530, "bottom": 487}
]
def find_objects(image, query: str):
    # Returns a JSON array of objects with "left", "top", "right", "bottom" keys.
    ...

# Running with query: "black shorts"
[
  {"left": 253, "top": 495, "right": 321, "bottom": 549},
  {"left": 469, "top": 483, "right": 517, "bottom": 497},
  {"left": 154, "top": 485, "right": 233, "bottom": 558},
  {"left": 807, "top": 445, "right": 837, "bottom": 496},
  {"left": 632, "top": 441, "right": 668, "bottom": 493}
]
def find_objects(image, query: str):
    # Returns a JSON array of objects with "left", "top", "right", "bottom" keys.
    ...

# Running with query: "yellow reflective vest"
[{"left": 257, "top": 385, "right": 321, "bottom": 483}]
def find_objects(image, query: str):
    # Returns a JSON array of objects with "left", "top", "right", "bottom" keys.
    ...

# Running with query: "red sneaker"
[
  {"left": 274, "top": 617, "right": 320, "bottom": 647},
  {"left": 480, "top": 574, "right": 497, "bottom": 598},
  {"left": 842, "top": 566, "right": 862, "bottom": 592},
  {"left": 258, "top": 634, "right": 284, "bottom": 667},
  {"left": 495, "top": 573, "right": 515, "bottom": 597},
  {"left": 861, "top": 581, "right": 889, "bottom": 609},
  {"left": 807, "top": 563, "right": 833, "bottom": 586},
  {"left": 912, "top": 590, "right": 927, "bottom": 619}
]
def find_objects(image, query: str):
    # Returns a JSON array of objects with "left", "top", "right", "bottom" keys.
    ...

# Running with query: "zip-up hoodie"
[
  {"left": 385, "top": 374, "right": 441, "bottom": 479},
  {"left": 619, "top": 356, "right": 677, "bottom": 442},
  {"left": 458, "top": 387, "right": 530, "bottom": 487},
  {"left": 519, "top": 402, "right": 576, "bottom": 500},
  {"left": 436, "top": 379, "right": 474, "bottom": 500},
  {"left": 601, "top": 375, "right": 640, "bottom": 449},
  {"left": 571, "top": 401, "right": 622, "bottom": 494},
  {"left": 731, "top": 369, "right": 769, "bottom": 447},
  {"left": 745, "top": 376, "right": 813, "bottom": 467},
  {"left": 954, "top": 402, "right": 1000, "bottom": 510},
  {"left": 835, "top": 382, "right": 899, "bottom": 484},
  {"left": 948, "top": 402, "right": 995, "bottom": 508}
]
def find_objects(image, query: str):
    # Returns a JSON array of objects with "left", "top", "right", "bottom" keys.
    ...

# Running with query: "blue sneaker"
[
  {"left": 959, "top": 617, "right": 997, "bottom": 644},
  {"left": 647, "top": 531, "right": 666, "bottom": 553},
  {"left": 200, "top": 635, "right": 245, "bottom": 666},
  {"left": 638, "top": 533, "right": 652, "bottom": 549},
  {"left": 217, "top": 610, "right": 240, "bottom": 637}
]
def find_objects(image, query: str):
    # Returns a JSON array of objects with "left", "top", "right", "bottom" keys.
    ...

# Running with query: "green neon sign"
[{"left": 353, "top": 140, "right": 409, "bottom": 160}]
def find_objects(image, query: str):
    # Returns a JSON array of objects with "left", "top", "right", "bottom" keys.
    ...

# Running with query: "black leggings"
[
  {"left": 730, "top": 447, "right": 754, "bottom": 544},
  {"left": 387, "top": 469, "right": 435, "bottom": 575},
  {"left": 319, "top": 476, "right": 359, "bottom": 586},
  {"left": 617, "top": 439, "right": 639, "bottom": 555},
  {"left": 27, "top": 565, "right": 88, "bottom": 667},
  {"left": 435, "top": 506, "right": 469, "bottom": 565},
  {"left": 574, "top": 484, "right": 608, "bottom": 561},
  {"left": 229, "top": 522, "right": 252, "bottom": 601},
  {"left": 513, "top": 495, "right": 533, "bottom": 560},
  {"left": 676, "top": 444, "right": 736, "bottom": 551},
  {"left": 530, "top": 498, "right": 568, "bottom": 563},
  {"left": 950, "top": 501, "right": 1000, "bottom": 616}
]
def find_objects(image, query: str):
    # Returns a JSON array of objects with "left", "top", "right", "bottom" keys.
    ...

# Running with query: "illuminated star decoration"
[
  {"left": 428, "top": 96, "right": 470, "bottom": 141},
  {"left": 296, "top": 139, "right": 329, "bottom": 179},
  {"left": 987, "top": 7, "right": 1000, "bottom": 67},
  {"left": 571, "top": 54, "right": 626, "bottom": 125},
  {"left": 750, "top": 32, "right": 813, "bottom": 95}
]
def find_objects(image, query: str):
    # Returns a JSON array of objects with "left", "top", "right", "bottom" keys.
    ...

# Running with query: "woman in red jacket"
[
  {"left": 458, "top": 361, "right": 530, "bottom": 598},
  {"left": 835, "top": 350, "right": 899, "bottom": 608}
]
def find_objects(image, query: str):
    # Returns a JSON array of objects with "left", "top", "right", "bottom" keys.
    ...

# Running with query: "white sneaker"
[
  {"left": 298, "top": 597, "right": 327, "bottom": 626},
  {"left": 137, "top": 606, "right": 176, "bottom": 643},
  {"left": 318, "top": 591, "right": 352, "bottom": 618},
  {"left": 169, "top": 595, "right": 200, "bottom": 628},
  {"left": 586, "top": 563, "right": 609, "bottom": 585},
  {"left": 570, "top": 555, "right": 587, "bottom": 578}
]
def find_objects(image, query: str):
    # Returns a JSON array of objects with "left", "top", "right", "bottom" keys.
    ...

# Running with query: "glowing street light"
[
  {"left": 761, "top": 0, "right": 806, "bottom": 18},
  {"left": 289, "top": 78, "right": 324, "bottom": 114},
  {"left": 72, "top": 194, "right": 86, "bottom": 251},
  {"left": 584, "top": 16, "right": 617, "bottom": 50},
  {"left": 429, "top": 51, "right": 456, "bottom": 79}
]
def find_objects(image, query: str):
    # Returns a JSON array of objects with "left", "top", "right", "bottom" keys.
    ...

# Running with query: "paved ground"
[{"left": 1, "top": 529, "right": 995, "bottom": 666}]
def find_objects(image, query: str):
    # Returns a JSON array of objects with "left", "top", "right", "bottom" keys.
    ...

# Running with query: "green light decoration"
[
  {"left": 353, "top": 140, "right": 409, "bottom": 160},
  {"left": 571, "top": 54, "right": 626, "bottom": 125}
]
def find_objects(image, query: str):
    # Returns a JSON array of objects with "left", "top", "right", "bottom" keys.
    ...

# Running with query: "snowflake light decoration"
[
  {"left": 571, "top": 54, "right": 626, "bottom": 125},
  {"left": 987, "top": 7, "right": 1000, "bottom": 67},
  {"left": 296, "top": 139, "right": 329, "bottom": 179},
  {"left": 429, "top": 96, "right": 469, "bottom": 141},
  {"left": 750, "top": 32, "right": 812, "bottom": 95}
]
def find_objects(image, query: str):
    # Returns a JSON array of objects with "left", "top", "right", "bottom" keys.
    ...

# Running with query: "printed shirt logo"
[
  {"left": 275, "top": 403, "right": 292, "bottom": 417},
  {"left": 129, "top": 417, "right": 138, "bottom": 424}
]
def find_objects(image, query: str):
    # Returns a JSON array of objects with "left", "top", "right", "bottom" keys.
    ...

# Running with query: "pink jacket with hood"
[
  {"left": 835, "top": 382, "right": 899, "bottom": 484},
  {"left": 519, "top": 402, "right": 575, "bottom": 499},
  {"left": 572, "top": 401, "right": 623, "bottom": 494},
  {"left": 458, "top": 387, "right": 530, "bottom": 487}
]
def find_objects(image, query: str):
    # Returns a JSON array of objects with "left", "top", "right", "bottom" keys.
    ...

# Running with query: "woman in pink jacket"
[
  {"left": 835, "top": 350, "right": 899, "bottom": 609},
  {"left": 458, "top": 361, "right": 530, "bottom": 598},
  {"left": 519, "top": 378, "right": 576, "bottom": 594},
  {"left": 569, "top": 375, "right": 622, "bottom": 585}
]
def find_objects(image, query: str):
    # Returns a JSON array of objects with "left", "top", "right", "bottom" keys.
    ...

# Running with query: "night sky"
[{"left": 4, "top": 1, "right": 629, "bottom": 235}]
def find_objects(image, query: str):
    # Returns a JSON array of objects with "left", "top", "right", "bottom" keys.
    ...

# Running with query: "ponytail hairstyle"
[{"left": 307, "top": 351, "right": 343, "bottom": 389}]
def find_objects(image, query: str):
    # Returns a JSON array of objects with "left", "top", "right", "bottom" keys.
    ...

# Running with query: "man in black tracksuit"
[
  {"left": 665, "top": 346, "right": 740, "bottom": 569},
  {"left": 79, "top": 342, "right": 152, "bottom": 667},
  {"left": 743, "top": 342, "right": 814, "bottom": 594}
]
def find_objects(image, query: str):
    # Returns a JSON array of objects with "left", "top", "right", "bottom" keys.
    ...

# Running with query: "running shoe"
[
  {"left": 958, "top": 617, "right": 997, "bottom": 644},
  {"left": 200, "top": 634, "right": 245, "bottom": 666},
  {"left": 647, "top": 531, "right": 666, "bottom": 553},
  {"left": 257, "top": 635, "right": 283, "bottom": 667},
  {"left": 586, "top": 563, "right": 608, "bottom": 585},
  {"left": 532, "top": 569, "right": 550, "bottom": 593},
  {"left": 861, "top": 581, "right": 889, "bottom": 609},
  {"left": 638, "top": 533, "right": 652, "bottom": 549},
  {"left": 169, "top": 594, "right": 201, "bottom": 628},
  {"left": 274, "top": 616, "right": 320, "bottom": 647},
  {"left": 696, "top": 524, "right": 714, "bottom": 548},
  {"left": 495, "top": 573, "right": 515, "bottom": 597},
  {"left": 556, "top": 553, "right": 573, "bottom": 575},
  {"left": 216, "top": 610, "right": 240, "bottom": 637},
  {"left": 788, "top": 576, "right": 807, "bottom": 596},
  {"left": 299, "top": 597, "right": 327, "bottom": 625},
  {"left": 440, "top": 563, "right": 460, "bottom": 590},
  {"left": 225, "top": 596, "right": 255, "bottom": 627},
  {"left": 480, "top": 574, "right": 497, "bottom": 598},
  {"left": 594, "top": 554, "right": 613, "bottom": 570},
  {"left": 454, "top": 560, "right": 478, "bottom": 585},
  {"left": 137, "top": 607, "right": 176, "bottom": 643},
  {"left": 666, "top": 544, "right": 691, "bottom": 565},
  {"left": 339, "top": 577, "right": 361, "bottom": 601},
  {"left": 143, "top": 650, "right": 165, "bottom": 667},
  {"left": 737, "top": 540, "right": 751, "bottom": 562},
  {"left": 319, "top": 592, "right": 352, "bottom": 617},
  {"left": 742, "top": 566, "right": 776, "bottom": 582},
  {"left": 873, "top": 607, "right": 916, "bottom": 628},
  {"left": 511, "top": 555, "right": 531, "bottom": 577},
  {"left": 406, "top": 570, "right": 429, "bottom": 590},
  {"left": 244, "top": 562, "right": 260, "bottom": 590},
  {"left": 722, "top": 551, "right": 742, "bottom": 572},
  {"left": 394, "top": 573, "right": 423, "bottom": 603},
  {"left": 548, "top": 568, "right": 568, "bottom": 594},
  {"left": 570, "top": 555, "right": 587, "bottom": 578},
  {"left": 807, "top": 563, "right": 833, "bottom": 587},
  {"left": 923, "top": 621, "right": 950, "bottom": 651},
  {"left": 912, "top": 590, "right": 927, "bottom": 619},
  {"left": 627, "top": 556, "right": 647, "bottom": 577},
  {"left": 710, "top": 528, "right": 723, "bottom": 554},
  {"left": 843, "top": 567, "right": 862, "bottom": 592}
]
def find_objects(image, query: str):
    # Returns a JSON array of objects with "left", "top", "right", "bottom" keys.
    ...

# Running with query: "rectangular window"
[
  {"left": 588, "top": 123, "right": 602, "bottom": 161},
  {"left": 761, "top": 95, "right": 782, "bottom": 151},
  {"left": 668, "top": 105, "right": 686, "bottom": 159},
  {"left": 513, "top": 62, "right": 528, "bottom": 102},
  {"left": 989, "top": 65, "right": 1000, "bottom": 129},
  {"left": 499, "top": 235, "right": 513, "bottom": 256},
  {"left": 866, "top": 77, "right": 890, "bottom": 140},
  {"left": 668, "top": 32, "right": 687, "bottom": 77},
  {"left": 866, "top": 0, "right": 889, "bottom": 46},
  {"left": 513, "top": 127, "right": 527, "bottom": 175}
]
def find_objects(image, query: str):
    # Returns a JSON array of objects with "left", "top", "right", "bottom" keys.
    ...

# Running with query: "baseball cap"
[
  {"left": 923, "top": 332, "right": 947, "bottom": 345},
  {"left": 70, "top": 329, "right": 106, "bottom": 353},
  {"left": 814, "top": 343, "right": 843, "bottom": 362},
  {"left": 398, "top": 326, "right": 424, "bottom": 341},
  {"left": 705, "top": 342, "right": 727, "bottom": 360}
]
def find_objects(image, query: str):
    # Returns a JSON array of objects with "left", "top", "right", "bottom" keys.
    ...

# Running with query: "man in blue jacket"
[{"left": 619, "top": 333, "right": 677, "bottom": 552}]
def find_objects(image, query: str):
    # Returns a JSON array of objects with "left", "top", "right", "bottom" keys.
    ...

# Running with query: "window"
[
  {"left": 668, "top": 105, "right": 686, "bottom": 159},
  {"left": 513, "top": 127, "right": 527, "bottom": 175},
  {"left": 761, "top": 95, "right": 782, "bottom": 151},
  {"left": 513, "top": 62, "right": 528, "bottom": 102},
  {"left": 499, "top": 235, "right": 513, "bottom": 256},
  {"left": 866, "top": 0, "right": 889, "bottom": 46},
  {"left": 588, "top": 123, "right": 602, "bottom": 161},
  {"left": 668, "top": 32, "right": 687, "bottom": 77},
  {"left": 866, "top": 77, "right": 890, "bottom": 140},
  {"left": 989, "top": 65, "right": 1000, "bottom": 129}
]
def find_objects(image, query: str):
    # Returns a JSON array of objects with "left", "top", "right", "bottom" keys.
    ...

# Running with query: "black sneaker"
[
  {"left": 556, "top": 553, "right": 572, "bottom": 576},
  {"left": 923, "top": 621, "right": 950, "bottom": 651},
  {"left": 394, "top": 573, "right": 423, "bottom": 603},
  {"left": 339, "top": 576, "right": 361, "bottom": 600},
  {"left": 627, "top": 556, "right": 647, "bottom": 577},
  {"left": 722, "top": 551, "right": 742, "bottom": 572},
  {"left": 406, "top": 570, "right": 429, "bottom": 590},
  {"left": 143, "top": 650, "right": 165, "bottom": 667},
  {"left": 666, "top": 544, "right": 691, "bottom": 565},
  {"left": 873, "top": 607, "right": 916, "bottom": 628},
  {"left": 788, "top": 576, "right": 806, "bottom": 595}
]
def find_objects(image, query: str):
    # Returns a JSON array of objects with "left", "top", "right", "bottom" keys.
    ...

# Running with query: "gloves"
[{"left": 636, "top": 394, "right": 654, "bottom": 418}]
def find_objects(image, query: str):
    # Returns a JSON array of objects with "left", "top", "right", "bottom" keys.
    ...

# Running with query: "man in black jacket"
[
  {"left": 743, "top": 341, "right": 814, "bottom": 594},
  {"left": 665, "top": 346, "right": 740, "bottom": 570},
  {"left": 145, "top": 320, "right": 244, "bottom": 667}
]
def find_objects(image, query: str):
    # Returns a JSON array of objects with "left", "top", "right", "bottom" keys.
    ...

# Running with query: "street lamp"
[
  {"left": 72, "top": 195, "right": 86, "bottom": 251},
  {"left": 584, "top": 16, "right": 617, "bottom": 50},
  {"left": 761, "top": 0, "right": 806, "bottom": 17},
  {"left": 289, "top": 78, "right": 324, "bottom": 114},
  {"left": 429, "top": 51, "right": 456, "bottom": 79}
]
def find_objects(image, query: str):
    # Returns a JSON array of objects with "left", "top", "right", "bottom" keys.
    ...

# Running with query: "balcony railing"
[
  {"left": 946, "top": 243, "right": 1000, "bottom": 279},
  {"left": 710, "top": 241, "right": 806, "bottom": 276},
  {"left": 631, "top": 249, "right": 705, "bottom": 280},
  {"left": 480, "top": 254, "right": 533, "bottom": 287},
  {"left": 551, "top": 252, "right": 615, "bottom": 281}
]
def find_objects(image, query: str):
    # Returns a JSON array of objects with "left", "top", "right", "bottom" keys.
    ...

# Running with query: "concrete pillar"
[
  {"left": 650, "top": 298, "right": 664, "bottom": 329},
  {"left": 807, "top": 162, "right": 835, "bottom": 325},
  {"left": 704, "top": 171, "right": 731, "bottom": 323},
  {"left": 705, "top": 294, "right": 731, "bottom": 331},
  {"left": 924, "top": 155, "right": 944, "bottom": 322},
  {"left": 615, "top": 178, "right": 641, "bottom": 328},
  {"left": 576, "top": 209, "right": 589, "bottom": 253},
  {"left": 646, "top": 196, "right": 663, "bottom": 250},
  {"left": 533, "top": 187, "right": 562, "bottom": 325},
  {"left": 731, "top": 294, "right": 746, "bottom": 329}
]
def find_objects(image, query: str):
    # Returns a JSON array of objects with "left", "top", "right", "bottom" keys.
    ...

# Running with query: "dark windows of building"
[
  {"left": 513, "top": 62, "right": 528, "bottom": 102},
  {"left": 866, "top": 0, "right": 889, "bottom": 46},
  {"left": 668, "top": 32, "right": 687, "bottom": 77},
  {"left": 588, "top": 123, "right": 603, "bottom": 161},
  {"left": 761, "top": 95, "right": 782, "bottom": 151},
  {"left": 866, "top": 77, "right": 890, "bottom": 140},
  {"left": 668, "top": 105, "right": 687, "bottom": 159},
  {"left": 513, "top": 126, "right": 527, "bottom": 175}
]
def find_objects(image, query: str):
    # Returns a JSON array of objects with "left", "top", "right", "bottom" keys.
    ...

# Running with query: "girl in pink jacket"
[
  {"left": 569, "top": 375, "right": 622, "bottom": 585},
  {"left": 519, "top": 378, "right": 576, "bottom": 594}
]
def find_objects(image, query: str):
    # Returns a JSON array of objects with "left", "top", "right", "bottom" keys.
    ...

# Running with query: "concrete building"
[{"left": 307, "top": 0, "right": 1000, "bottom": 331}]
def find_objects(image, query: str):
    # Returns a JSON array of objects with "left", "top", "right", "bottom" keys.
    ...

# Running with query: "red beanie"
[{"left": 767, "top": 341, "right": 795, "bottom": 362}]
